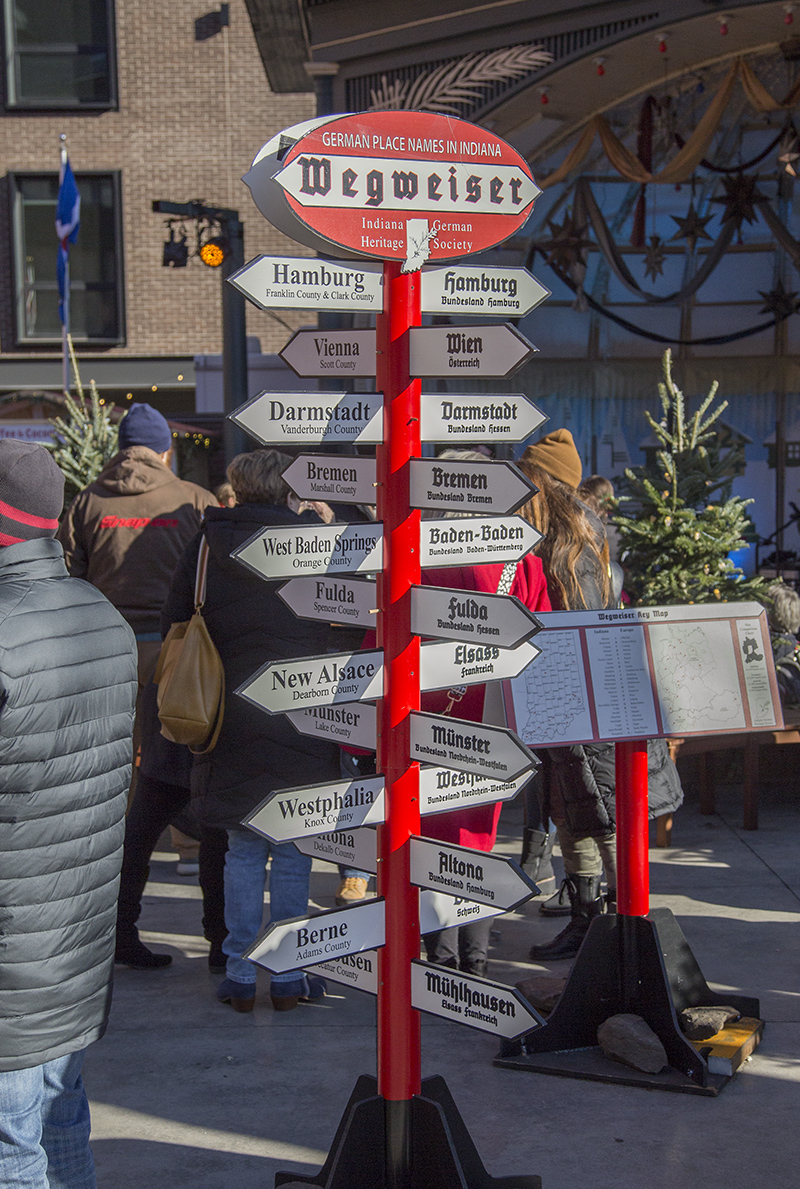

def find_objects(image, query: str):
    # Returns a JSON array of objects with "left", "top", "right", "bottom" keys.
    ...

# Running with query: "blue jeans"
[
  {"left": 0, "top": 1050, "right": 95, "bottom": 1189},
  {"left": 224, "top": 829, "right": 312, "bottom": 988}
]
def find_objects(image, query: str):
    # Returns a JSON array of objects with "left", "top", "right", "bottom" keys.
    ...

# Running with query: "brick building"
[{"left": 0, "top": 0, "right": 314, "bottom": 420}]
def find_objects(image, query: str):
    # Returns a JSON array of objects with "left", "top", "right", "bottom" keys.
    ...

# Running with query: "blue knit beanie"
[{"left": 118, "top": 404, "right": 172, "bottom": 453}]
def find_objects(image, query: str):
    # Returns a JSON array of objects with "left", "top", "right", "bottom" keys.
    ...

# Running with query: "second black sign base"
[{"left": 274, "top": 1074, "right": 542, "bottom": 1189}]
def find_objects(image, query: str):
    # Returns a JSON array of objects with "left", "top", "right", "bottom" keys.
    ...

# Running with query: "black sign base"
[
  {"left": 274, "top": 1074, "right": 542, "bottom": 1189},
  {"left": 494, "top": 908, "right": 760, "bottom": 1097}
]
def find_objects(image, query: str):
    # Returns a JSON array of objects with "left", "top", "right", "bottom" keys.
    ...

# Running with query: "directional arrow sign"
[
  {"left": 278, "top": 576, "right": 377, "bottom": 629},
  {"left": 420, "top": 516, "right": 541, "bottom": 569},
  {"left": 410, "top": 457, "right": 536, "bottom": 516},
  {"left": 237, "top": 649, "right": 383, "bottom": 715},
  {"left": 286, "top": 701, "right": 377, "bottom": 751},
  {"left": 228, "top": 254, "right": 384, "bottom": 312},
  {"left": 409, "top": 324, "right": 535, "bottom": 378},
  {"left": 306, "top": 950, "right": 379, "bottom": 996},
  {"left": 420, "top": 393, "right": 546, "bottom": 444},
  {"left": 231, "top": 391, "right": 383, "bottom": 446},
  {"left": 419, "top": 766, "right": 532, "bottom": 816},
  {"left": 419, "top": 889, "right": 504, "bottom": 934},
  {"left": 245, "top": 898, "right": 385, "bottom": 975},
  {"left": 232, "top": 522, "right": 383, "bottom": 581},
  {"left": 282, "top": 454, "right": 377, "bottom": 506},
  {"left": 294, "top": 826, "right": 377, "bottom": 874},
  {"left": 244, "top": 776, "right": 384, "bottom": 844},
  {"left": 280, "top": 330, "right": 376, "bottom": 378},
  {"left": 410, "top": 961, "right": 544, "bottom": 1040},
  {"left": 420, "top": 638, "right": 540, "bottom": 692},
  {"left": 410, "top": 711, "right": 536, "bottom": 782},
  {"left": 411, "top": 584, "right": 541, "bottom": 648},
  {"left": 421, "top": 265, "right": 549, "bottom": 318},
  {"left": 410, "top": 836, "right": 537, "bottom": 912}
]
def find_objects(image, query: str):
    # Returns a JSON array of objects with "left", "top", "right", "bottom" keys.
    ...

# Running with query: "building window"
[
  {"left": 9, "top": 171, "right": 125, "bottom": 345},
  {"left": 3, "top": 0, "right": 116, "bottom": 108}
]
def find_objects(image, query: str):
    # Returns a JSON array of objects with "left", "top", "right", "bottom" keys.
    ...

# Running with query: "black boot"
[
  {"left": 529, "top": 874, "right": 603, "bottom": 961},
  {"left": 519, "top": 828, "right": 555, "bottom": 893},
  {"left": 605, "top": 888, "right": 617, "bottom": 916}
]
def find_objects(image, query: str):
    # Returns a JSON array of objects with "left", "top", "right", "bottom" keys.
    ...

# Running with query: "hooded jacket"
[
  {"left": 161, "top": 504, "right": 342, "bottom": 830},
  {"left": 58, "top": 447, "right": 217, "bottom": 634},
  {"left": 0, "top": 539, "right": 137, "bottom": 1071}
]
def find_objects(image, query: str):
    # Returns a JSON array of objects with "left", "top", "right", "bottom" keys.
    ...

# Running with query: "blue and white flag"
[{"left": 56, "top": 158, "right": 80, "bottom": 325}]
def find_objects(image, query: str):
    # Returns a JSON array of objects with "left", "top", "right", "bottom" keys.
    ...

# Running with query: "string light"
[
  {"left": 538, "top": 85, "right": 549, "bottom": 105},
  {"left": 718, "top": 14, "right": 730, "bottom": 35},
  {"left": 594, "top": 56, "right": 606, "bottom": 77},
  {"left": 785, "top": 4, "right": 796, "bottom": 24}
]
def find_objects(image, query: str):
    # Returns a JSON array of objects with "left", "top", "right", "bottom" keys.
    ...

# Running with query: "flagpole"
[{"left": 59, "top": 134, "right": 70, "bottom": 395}]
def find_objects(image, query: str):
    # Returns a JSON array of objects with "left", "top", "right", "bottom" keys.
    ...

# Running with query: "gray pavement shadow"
[{"left": 90, "top": 1139, "right": 312, "bottom": 1189}]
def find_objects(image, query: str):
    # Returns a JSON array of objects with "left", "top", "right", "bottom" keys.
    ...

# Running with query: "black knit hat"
[{"left": 0, "top": 440, "right": 64, "bottom": 546}]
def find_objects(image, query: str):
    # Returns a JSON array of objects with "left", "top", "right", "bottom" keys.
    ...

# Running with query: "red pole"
[
  {"left": 376, "top": 262, "right": 421, "bottom": 1186},
  {"left": 615, "top": 739, "right": 650, "bottom": 916}
]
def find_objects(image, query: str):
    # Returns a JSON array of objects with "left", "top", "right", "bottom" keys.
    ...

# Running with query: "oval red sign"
[{"left": 251, "top": 111, "right": 541, "bottom": 267}]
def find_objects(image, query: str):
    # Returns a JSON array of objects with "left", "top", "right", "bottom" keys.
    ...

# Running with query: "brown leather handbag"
[{"left": 155, "top": 536, "right": 225, "bottom": 753}]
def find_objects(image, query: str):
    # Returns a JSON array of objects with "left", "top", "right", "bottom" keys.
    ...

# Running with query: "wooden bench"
[{"left": 655, "top": 711, "right": 800, "bottom": 846}]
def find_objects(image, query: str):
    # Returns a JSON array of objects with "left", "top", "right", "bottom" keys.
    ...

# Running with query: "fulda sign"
[{"left": 246, "top": 112, "right": 541, "bottom": 269}]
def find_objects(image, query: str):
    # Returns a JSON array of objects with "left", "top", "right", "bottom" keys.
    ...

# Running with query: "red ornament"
[
  {"left": 786, "top": 5, "right": 795, "bottom": 25},
  {"left": 597, "top": 63, "right": 605, "bottom": 76},
  {"left": 539, "top": 88, "right": 549, "bottom": 105},
  {"left": 787, "top": 12, "right": 795, "bottom": 23},
  {"left": 659, "top": 38, "right": 667, "bottom": 53},
  {"left": 719, "top": 21, "right": 728, "bottom": 34}
]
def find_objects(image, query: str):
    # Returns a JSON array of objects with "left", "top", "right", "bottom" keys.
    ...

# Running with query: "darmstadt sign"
[
  {"left": 278, "top": 576, "right": 377, "bottom": 629},
  {"left": 280, "top": 330, "right": 376, "bottom": 378},
  {"left": 231, "top": 392, "right": 383, "bottom": 446},
  {"left": 237, "top": 649, "right": 383, "bottom": 714},
  {"left": 409, "top": 324, "right": 535, "bottom": 378},
  {"left": 286, "top": 701, "right": 377, "bottom": 750},
  {"left": 245, "top": 111, "right": 541, "bottom": 269},
  {"left": 244, "top": 775, "right": 385, "bottom": 844},
  {"left": 282, "top": 454, "right": 377, "bottom": 506},
  {"left": 409, "top": 457, "right": 536, "bottom": 516},
  {"left": 420, "top": 265, "right": 549, "bottom": 318},
  {"left": 420, "top": 516, "right": 541, "bottom": 569},
  {"left": 411, "top": 584, "right": 542, "bottom": 649},
  {"left": 232, "top": 522, "right": 383, "bottom": 581},
  {"left": 229, "top": 254, "right": 383, "bottom": 311},
  {"left": 419, "top": 393, "right": 546, "bottom": 444},
  {"left": 410, "top": 711, "right": 536, "bottom": 782}
]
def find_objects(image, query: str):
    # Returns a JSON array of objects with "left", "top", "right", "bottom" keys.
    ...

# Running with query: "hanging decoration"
[
  {"left": 669, "top": 202, "right": 714, "bottom": 251},
  {"left": 643, "top": 235, "right": 667, "bottom": 280},
  {"left": 368, "top": 43, "right": 552, "bottom": 113},
  {"left": 711, "top": 174, "right": 768, "bottom": 224},
  {"left": 758, "top": 280, "right": 800, "bottom": 320}
]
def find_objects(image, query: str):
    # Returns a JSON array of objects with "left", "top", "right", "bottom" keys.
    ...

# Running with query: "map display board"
[{"left": 504, "top": 603, "right": 782, "bottom": 748}]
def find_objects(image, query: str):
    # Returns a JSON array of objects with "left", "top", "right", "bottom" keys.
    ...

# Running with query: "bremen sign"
[
  {"left": 237, "top": 649, "right": 383, "bottom": 714},
  {"left": 280, "top": 330, "right": 376, "bottom": 377},
  {"left": 278, "top": 576, "right": 376, "bottom": 629},
  {"left": 421, "top": 265, "right": 549, "bottom": 317},
  {"left": 419, "top": 393, "right": 546, "bottom": 444},
  {"left": 409, "top": 458, "right": 536, "bottom": 516},
  {"left": 246, "top": 899, "right": 385, "bottom": 974},
  {"left": 410, "top": 711, "right": 536, "bottom": 782},
  {"left": 286, "top": 701, "right": 377, "bottom": 750},
  {"left": 409, "top": 324, "right": 535, "bottom": 378},
  {"left": 410, "top": 837, "right": 537, "bottom": 912},
  {"left": 282, "top": 454, "right": 376, "bottom": 506},
  {"left": 410, "top": 961, "right": 543, "bottom": 1040},
  {"left": 250, "top": 111, "right": 541, "bottom": 268},
  {"left": 228, "top": 255, "right": 384, "bottom": 311},
  {"left": 420, "top": 638, "right": 540, "bottom": 692},
  {"left": 244, "top": 775, "right": 385, "bottom": 844},
  {"left": 231, "top": 392, "right": 382, "bottom": 446},
  {"left": 232, "top": 522, "right": 383, "bottom": 581},
  {"left": 420, "top": 516, "right": 541, "bottom": 569},
  {"left": 411, "top": 584, "right": 542, "bottom": 649}
]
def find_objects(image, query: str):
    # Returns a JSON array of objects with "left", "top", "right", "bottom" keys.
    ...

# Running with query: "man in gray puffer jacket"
[{"left": 0, "top": 441, "right": 137, "bottom": 1188}]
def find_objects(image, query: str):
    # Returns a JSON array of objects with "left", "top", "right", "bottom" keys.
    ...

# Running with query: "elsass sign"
[
  {"left": 409, "top": 324, "right": 535, "bottom": 378},
  {"left": 278, "top": 576, "right": 376, "bottom": 629},
  {"left": 261, "top": 111, "right": 541, "bottom": 267},
  {"left": 282, "top": 454, "right": 377, "bottom": 506},
  {"left": 237, "top": 649, "right": 383, "bottom": 714},
  {"left": 409, "top": 836, "right": 537, "bottom": 912},
  {"left": 420, "top": 638, "right": 540, "bottom": 692},
  {"left": 280, "top": 330, "right": 376, "bottom": 378},
  {"left": 246, "top": 898, "right": 385, "bottom": 975},
  {"left": 231, "top": 392, "right": 383, "bottom": 446},
  {"left": 409, "top": 458, "right": 536, "bottom": 516},
  {"left": 233, "top": 523, "right": 383, "bottom": 581},
  {"left": 411, "top": 584, "right": 542, "bottom": 649},
  {"left": 410, "top": 711, "right": 536, "bottom": 782},
  {"left": 420, "top": 516, "right": 541, "bottom": 569},
  {"left": 419, "top": 394, "right": 546, "bottom": 444},
  {"left": 419, "top": 766, "right": 531, "bottom": 816},
  {"left": 228, "top": 254, "right": 384, "bottom": 311},
  {"left": 294, "top": 826, "right": 377, "bottom": 874},
  {"left": 421, "top": 265, "right": 549, "bottom": 317},
  {"left": 286, "top": 701, "right": 377, "bottom": 750},
  {"left": 410, "top": 961, "right": 543, "bottom": 1040},
  {"left": 244, "top": 776, "right": 385, "bottom": 844}
]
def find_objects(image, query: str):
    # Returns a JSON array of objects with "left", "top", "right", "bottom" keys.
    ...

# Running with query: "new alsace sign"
[
  {"left": 229, "top": 255, "right": 384, "bottom": 312},
  {"left": 237, "top": 649, "right": 383, "bottom": 714},
  {"left": 247, "top": 111, "right": 541, "bottom": 268},
  {"left": 231, "top": 392, "right": 382, "bottom": 446}
]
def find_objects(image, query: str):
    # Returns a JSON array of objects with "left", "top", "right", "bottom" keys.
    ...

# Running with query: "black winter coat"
[
  {"left": 161, "top": 504, "right": 341, "bottom": 830},
  {"left": 0, "top": 539, "right": 137, "bottom": 1071}
]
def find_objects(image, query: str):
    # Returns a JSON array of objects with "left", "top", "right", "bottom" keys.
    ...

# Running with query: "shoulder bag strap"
[{"left": 194, "top": 536, "right": 210, "bottom": 611}]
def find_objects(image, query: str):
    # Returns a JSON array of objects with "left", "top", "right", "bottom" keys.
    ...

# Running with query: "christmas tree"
[
  {"left": 47, "top": 337, "right": 119, "bottom": 508},
  {"left": 616, "top": 350, "right": 766, "bottom": 607}
]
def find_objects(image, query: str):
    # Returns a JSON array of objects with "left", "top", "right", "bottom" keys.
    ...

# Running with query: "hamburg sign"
[
  {"left": 420, "top": 264, "right": 549, "bottom": 317},
  {"left": 228, "top": 254, "right": 384, "bottom": 312},
  {"left": 247, "top": 111, "right": 541, "bottom": 270}
]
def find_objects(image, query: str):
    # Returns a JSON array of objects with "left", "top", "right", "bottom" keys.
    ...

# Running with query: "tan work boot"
[{"left": 335, "top": 876, "right": 369, "bottom": 906}]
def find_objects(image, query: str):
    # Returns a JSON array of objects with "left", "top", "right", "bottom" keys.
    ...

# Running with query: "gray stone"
[
  {"left": 515, "top": 975, "right": 566, "bottom": 1015},
  {"left": 678, "top": 1005, "right": 741, "bottom": 1041},
  {"left": 597, "top": 1013, "right": 668, "bottom": 1074}
]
